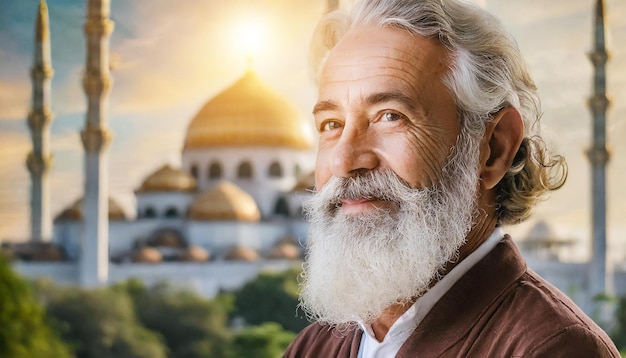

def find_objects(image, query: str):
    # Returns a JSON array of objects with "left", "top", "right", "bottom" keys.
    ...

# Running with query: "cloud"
[
  {"left": 0, "top": 80, "right": 29, "bottom": 120},
  {"left": 104, "top": 0, "right": 324, "bottom": 115}
]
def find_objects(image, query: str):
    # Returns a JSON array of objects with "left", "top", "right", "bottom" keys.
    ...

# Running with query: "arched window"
[
  {"left": 164, "top": 207, "right": 179, "bottom": 218},
  {"left": 145, "top": 207, "right": 157, "bottom": 218},
  {"left": 273, "top": 197, "right": 290, "bottom": 217},
  {"left": 237, "top": 161, "right": 253, "bottom": 179},
  {"left": 190, "top": 164, "right": 199, "bottom": 179},
  {"left": 269, "top": 161, "right": 282, "bottom": 178},
  {"left": 208, "top": 162, "right": 222, "bottom": 179}
]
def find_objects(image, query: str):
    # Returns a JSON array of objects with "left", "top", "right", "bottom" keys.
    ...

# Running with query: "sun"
[{"left": 233, "top": 19, "right": 267, "bottom": 59}]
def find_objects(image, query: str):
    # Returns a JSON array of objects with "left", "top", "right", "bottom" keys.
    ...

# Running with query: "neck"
[{"left": 370, "top": 301, "right": 413, "bottom": 341}]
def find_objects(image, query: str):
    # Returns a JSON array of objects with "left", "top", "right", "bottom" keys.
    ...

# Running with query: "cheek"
[
  {"left": 381, "top": 131, "right": 453, "bottom": 188},
  {"left": 314, "top": 149, "right": 332, "bottom": 189}
]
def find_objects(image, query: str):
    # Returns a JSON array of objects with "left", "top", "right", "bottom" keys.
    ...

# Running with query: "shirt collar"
[{"left": 358, "top": 227, "right": 506, "bottom": 344}]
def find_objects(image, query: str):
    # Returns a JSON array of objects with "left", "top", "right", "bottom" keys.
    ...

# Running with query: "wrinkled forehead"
[{"left": 320, "top": 25, "right": 451, "bottom": 88}]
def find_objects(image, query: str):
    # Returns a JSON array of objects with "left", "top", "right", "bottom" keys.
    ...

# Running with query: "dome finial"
[{"left": 245, "top": 53, "right": 254, "bottom": 74}]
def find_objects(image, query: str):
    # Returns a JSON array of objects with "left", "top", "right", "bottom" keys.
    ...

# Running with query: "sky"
[{"left": 0, "top": 0, "right": 625, "bottom": 261}]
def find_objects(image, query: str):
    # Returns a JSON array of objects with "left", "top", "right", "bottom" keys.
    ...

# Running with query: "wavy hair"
[{"left": 310, "top": 0, "right": 567, "bottom": 225}]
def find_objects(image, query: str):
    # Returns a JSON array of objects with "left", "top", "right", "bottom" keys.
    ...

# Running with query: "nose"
[{"left": 330, "top": 125, "right": 379, "bottom": 178}]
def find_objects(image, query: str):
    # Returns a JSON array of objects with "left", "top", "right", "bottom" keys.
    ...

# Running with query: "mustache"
[{"left": 312, "top": 171, "right": 435, "bottom": 211}]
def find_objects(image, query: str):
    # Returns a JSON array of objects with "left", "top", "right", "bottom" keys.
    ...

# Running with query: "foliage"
[
  {"left": 234, "top": 267, "right": 309, "bottom": 333},
  {"left": 45, "top": 285, "right": 167, "bottom": 358},
  {"left": 0, "top": 257, "right": 71, "bottom": 358},
  {"left": 610, "top": 295, "right": 626, "bottom": 350},
  {"left": 115, "top": 279, "right": 232, "bottom": 358},
  {"left": 227, "top": 322, "right": 295, "bottom": 358}
]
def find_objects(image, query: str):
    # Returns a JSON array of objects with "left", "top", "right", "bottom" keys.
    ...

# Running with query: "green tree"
[
  {"left": 0, "top": 256, "right": 71, "bottom": 358},
  {"left": 46, "top": 286, "right": 166, "bottom": 358},
  {"left": 227, "top": 322, "right": 295, "bottom": 358},
  {"left": 234, "top": 267, "right": 309, "bottom": 333},
  {"left": 610, "top": 295, "right": 626, "bottom": 351},
  {"left": 116, "top": 280, "right": 232, "bottom": 358}
]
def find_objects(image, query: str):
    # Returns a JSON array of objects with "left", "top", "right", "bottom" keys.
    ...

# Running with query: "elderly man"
[{"left": 284, "top": 0, "right": 620, "bottom": 357}]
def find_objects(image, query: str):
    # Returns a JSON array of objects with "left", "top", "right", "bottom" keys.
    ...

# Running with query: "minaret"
[
  {"left": 79, "top": 0, "right": 114, "bottom": 287},
  {"left": 587, "top": 0, "right": 611, "bottom": 299},
  {"left": 27, "top": 0, "right": 54, "bottom": 242}
]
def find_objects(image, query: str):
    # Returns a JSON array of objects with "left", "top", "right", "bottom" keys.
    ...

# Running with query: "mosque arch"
[
  {"left": 164, "top": 207, "right": 179, "bottom": 218},
  {"left": 145, "top": 207, "right": 157, "bottom": 218},
  {"left": 237, "top": 161, "right": 253, "bottom": 179},
  {"left": 269, "top": 161, "right": 283, "bottom": 178},
  {"left": 208, "top": 161, "right": 222, "bottom": 179},
  {"left": 273, "top": 196, "right": 290, "bottom": 217},
  {"left": 190, "top": 164, "right": 199, "bottom": 179}
]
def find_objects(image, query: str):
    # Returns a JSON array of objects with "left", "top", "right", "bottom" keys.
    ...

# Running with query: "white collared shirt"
[{"left": 357, "top": 227, "right": 505, "bottom": 358}]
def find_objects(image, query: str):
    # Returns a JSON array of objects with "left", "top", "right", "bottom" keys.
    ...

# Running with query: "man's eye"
[
  {"left": 382, "top": 112, "right": 402, "bottom": 122},
  {"left": 321, "top": 121, "right": 342, "bottom": 132}
]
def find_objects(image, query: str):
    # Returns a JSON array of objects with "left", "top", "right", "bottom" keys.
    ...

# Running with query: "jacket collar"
[{"left": 396, "top": 235, "right": 526, "bottom": 357}]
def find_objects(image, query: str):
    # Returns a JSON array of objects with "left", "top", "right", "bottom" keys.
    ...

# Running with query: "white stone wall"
[
  {"left": 135, "top": 192, "right": 195, "bottom": 219},
  {"left": 13, "top": 262, "right": 78, "bottom": 285},
  {"left": 108, "top": 260, "right": 299, "bottom": 297},
  {"left": 187, "top": 220, "right": 289, "bottom": 257},
  {"left": 55, "top": 218, "right": 188, "bottom": 259},
  {"left": 12, "top": 260, "right": 299, "bottom": 298},
  {"left": 182, "top": 147, "right": 314, "bottom": 217}
]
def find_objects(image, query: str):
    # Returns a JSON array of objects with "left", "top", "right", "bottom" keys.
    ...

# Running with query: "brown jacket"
[{"left": 284, "top": 236, "right": 620, "bottom": 357}]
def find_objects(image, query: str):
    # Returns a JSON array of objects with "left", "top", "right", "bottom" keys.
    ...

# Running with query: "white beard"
[{"left": 299, "top": 131, "right": 481, "bottom": 326}]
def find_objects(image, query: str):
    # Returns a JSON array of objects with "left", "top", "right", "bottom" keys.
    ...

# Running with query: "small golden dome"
[
  {"left": 189, "top": 181, "right": 261, "bottom": 221},
  {"left": 269, "top": 243, "right": 301, "bottom": 260},
  {"left": 146, "top": 228, "right": 187, "bottom": 248},
  {"left": 131, "top": 247, "right": 162, "bottom": 263},
  {"left": 32, "top": 245, "right": 65, "bottom": 262},
  {"left": 178, "top": 245, "right": 210, "bottom": 262},
  {"left": 3, "top": 242, "right": 65, "bottom": 262},
  {"left": 225, "top": 246, "right": 259, "bottom": 261},
  {"left": 55, "top": 197, "right": 127, "bottom": 221},
  {"left": 138, "top": 164, "right": 196, "bottom": 193},
  {"left": 184, "top": 70, "right": 313, "bottom": 150}
]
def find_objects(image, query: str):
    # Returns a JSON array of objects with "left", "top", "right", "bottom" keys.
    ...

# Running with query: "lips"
[{"left": 338, "top": 197, "right": 397, "bottom": 214}]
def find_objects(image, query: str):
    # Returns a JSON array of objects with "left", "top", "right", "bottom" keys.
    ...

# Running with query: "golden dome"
[
  {"left": 131, "top": 247, "right": 162, "bottom": 263},
  {"left": 55, "top": 197, "right": 127, "bottom": 221},
  {"left": 138, "top": 164, "right": 197, "bottom": 193},
  {"left": 146, "top": 228, "right": 187, "bottom": 248},
  {"left": 269, "top": 243, "right": 301, "bottom": 260},
  {"left": 189, "top": 181, "right": 261, "bottom": 221},
  {"left": 184, "top": 70, "right": 313, "bottom": 150},
  {"left": 225, "top": 246, "right": 259, "bottom": 261},
  {"left": 2, "top": 242, "right": 66, "bottom": 262},
  {"left": 178, "top": 245, "right": 210, "bottom": 262},
  {"left": 32, "top": 245, "right": 65, "bottom": 262}
]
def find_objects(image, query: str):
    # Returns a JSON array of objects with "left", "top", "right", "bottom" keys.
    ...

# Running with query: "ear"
[{"left": 480, "top": 107, "right": 524, "bottom": 190}]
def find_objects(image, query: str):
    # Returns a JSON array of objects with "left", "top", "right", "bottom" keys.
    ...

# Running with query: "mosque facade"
[
  {"left": 2, "top": 0, "right": 319, "bottom": 298},
  {"left": 8, "top": 67, "right": 316, "bottom": 297}
]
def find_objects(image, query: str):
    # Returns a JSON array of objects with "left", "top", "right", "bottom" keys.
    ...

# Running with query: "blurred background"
[{"left": 0, "top": 0, "right": 625, "bottom": 356}]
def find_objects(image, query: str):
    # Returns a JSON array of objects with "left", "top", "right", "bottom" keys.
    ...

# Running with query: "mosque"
[
  {"left": 2, "top": 0, "right": 315, "bottom": 297},
  {"left": 52, "top": 67, "right": 316, "bottom": 266}
]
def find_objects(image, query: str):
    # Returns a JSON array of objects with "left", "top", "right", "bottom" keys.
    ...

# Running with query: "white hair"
[{"left": 310, "top": 0, "right": 567, "bottom": 224}]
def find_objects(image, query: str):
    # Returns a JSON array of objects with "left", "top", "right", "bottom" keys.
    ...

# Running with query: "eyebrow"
[
  {"left": 365, "top": 92, "right": 420, "bottom": 113},
  {"left": 312, "top": 91, "right": 421, "bottom": 116},
  {"left": 312, "top": 100, "right": 338, "bottom": 115}
]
